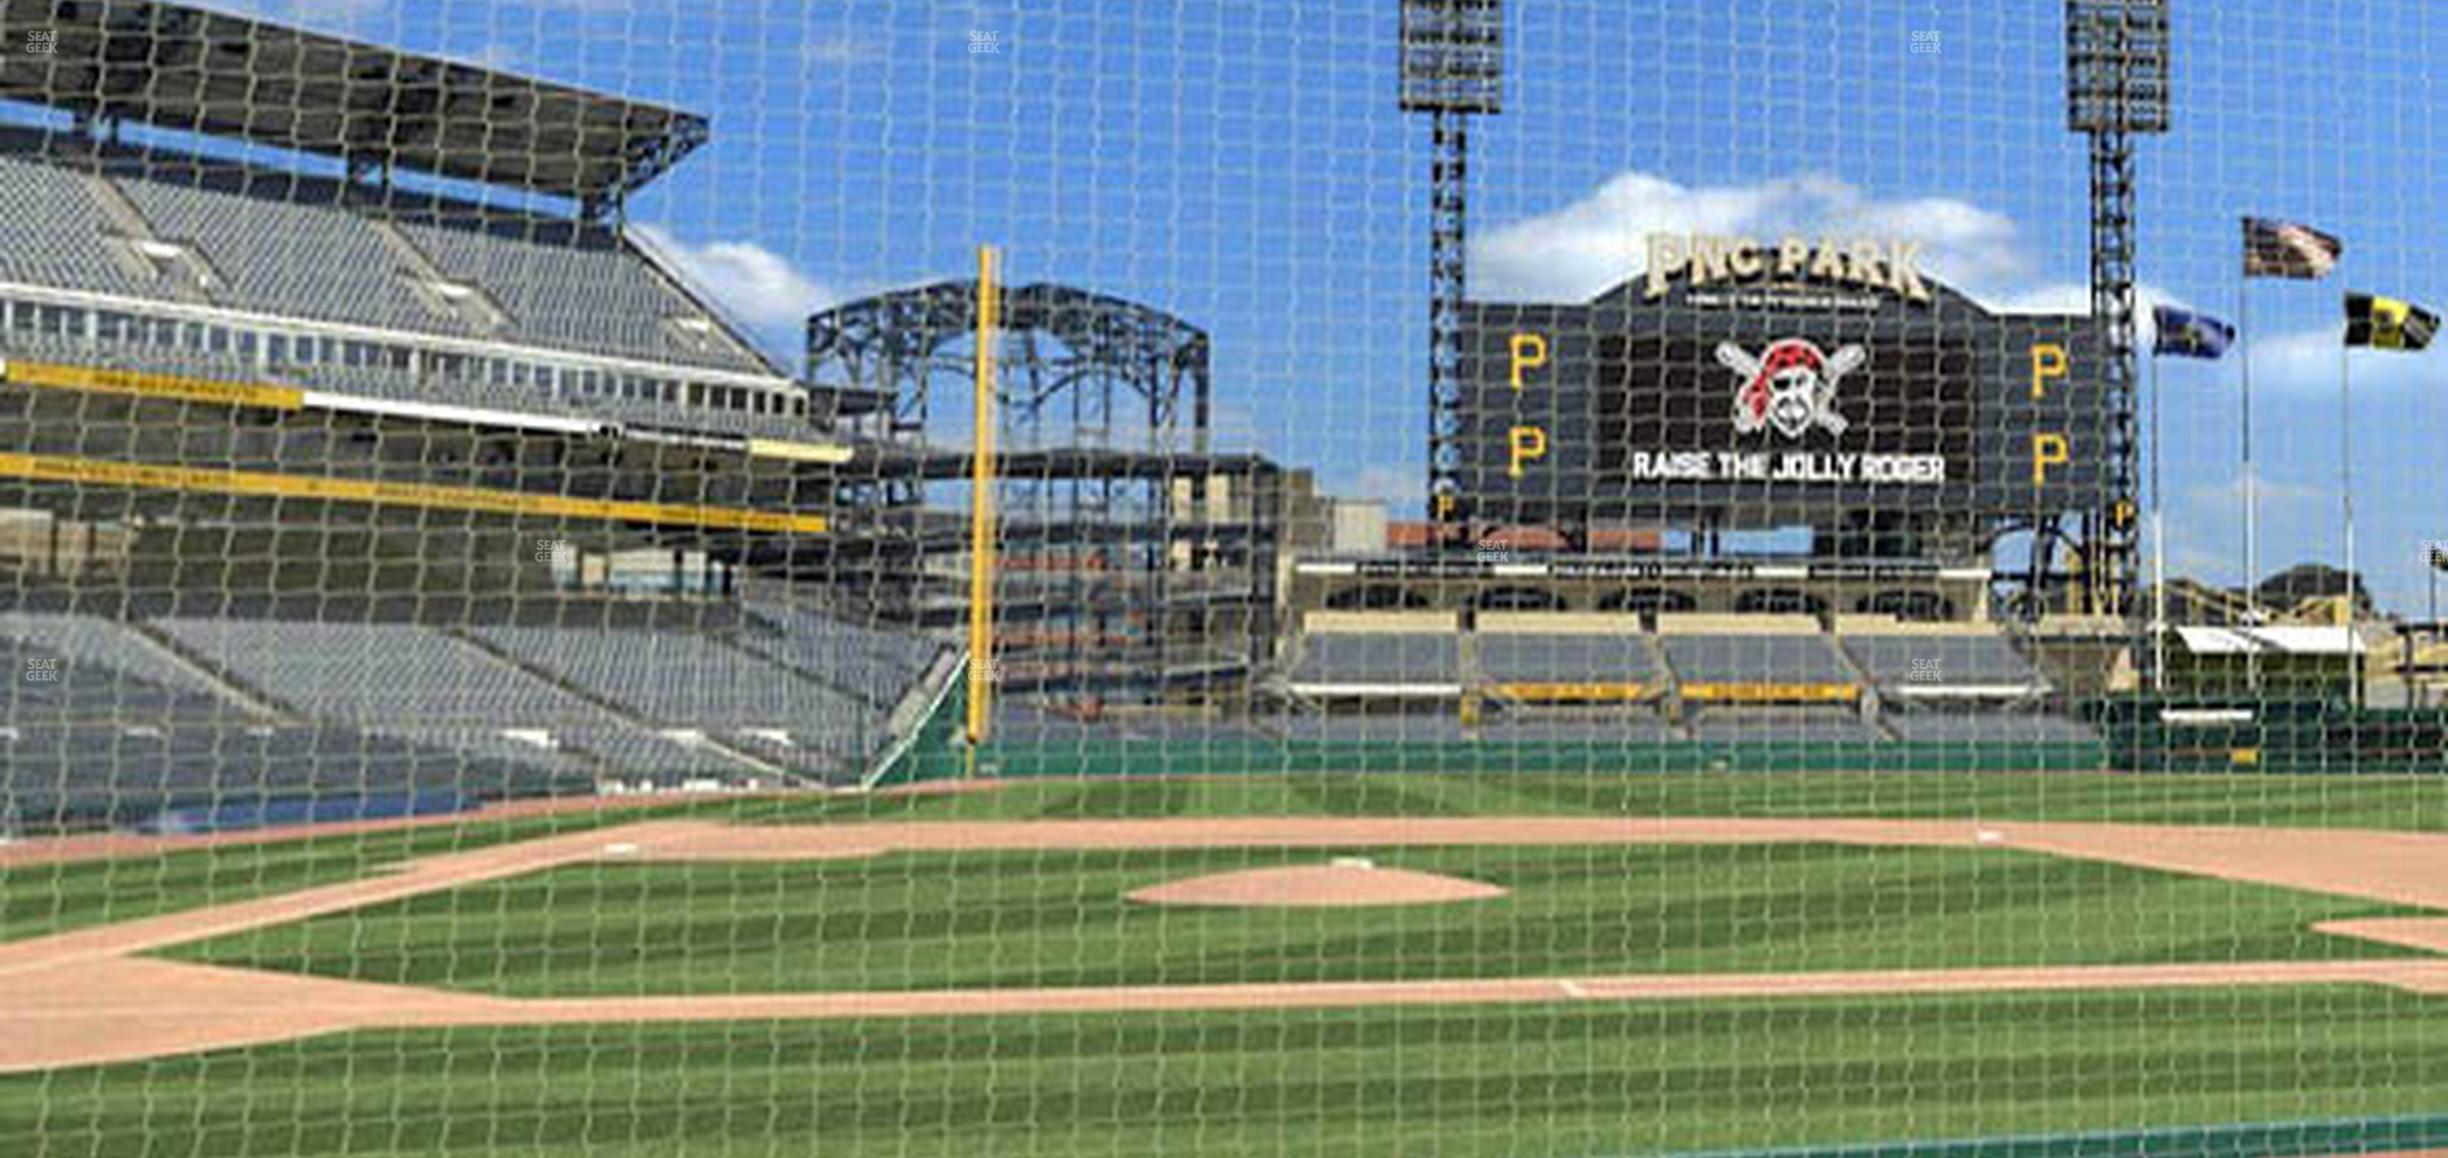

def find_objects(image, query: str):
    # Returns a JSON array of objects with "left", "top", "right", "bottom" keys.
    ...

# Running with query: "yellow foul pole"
[{"left": 965, "top": 246, "right": 1000, "bottom": 762}]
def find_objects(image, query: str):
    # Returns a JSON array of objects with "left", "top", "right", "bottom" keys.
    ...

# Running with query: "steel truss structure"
[
  {"left": 807, "top": 282, "right": 1276, "bottom": 710},
  {"left": 1400, "top": 0, "right": 1505, "bottom": 533},
  {"left": 2063, "top": 0, "right": 2169, "bottom": 617}
]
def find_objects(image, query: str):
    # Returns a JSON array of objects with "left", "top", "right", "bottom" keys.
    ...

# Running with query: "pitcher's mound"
[{"left": 1128, "top": 860, "right": 1507, "bottom": 908}]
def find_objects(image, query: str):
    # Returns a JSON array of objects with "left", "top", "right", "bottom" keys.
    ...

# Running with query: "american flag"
[{"left": 2242, "top": 217, "right": 2343, "bottom": 279}]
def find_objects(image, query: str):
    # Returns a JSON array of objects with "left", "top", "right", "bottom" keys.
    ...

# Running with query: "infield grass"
[
  {"left": 0, "top": 803, "right": 710, "bottom": 943},
  {"left": 158, "top": 843, "right": 2430, "bottom": 996},
  {"left": 15, "top": 771, "right": 2448, "bottom": 947}
]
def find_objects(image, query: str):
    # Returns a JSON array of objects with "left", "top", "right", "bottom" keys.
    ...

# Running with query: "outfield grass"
[
  {"left": 159, "top": 843, "right": 2429, "bottom": 996},
  {"left": 16, "top": 772, "right": 2448, "bottom": 948},
  {"left": 738, "top": 772, "right": 2448, "bottom": 830},
  {"left": 8, "top": 988, "right": 2448, "bottom": 1157}
]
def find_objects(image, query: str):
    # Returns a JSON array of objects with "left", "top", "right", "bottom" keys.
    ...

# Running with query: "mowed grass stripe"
[
  {"left": 1283, "top": 774, "right": 1490, "bottom": 817},
  {"left": 156, "top": 844, "right": 2431, "bottom": 997},
  {"left": 18, "top": 771, "right": 2448, "bottom": 948},
  {"left": 730, "top": 773, "right": 2448, "bottom": 829},
  {"left": 7, "top": 989, "right": 2448, "bottom": 1157},
  {"left": 1414, "top": 771, "right": 2448, "bottom": 828}
]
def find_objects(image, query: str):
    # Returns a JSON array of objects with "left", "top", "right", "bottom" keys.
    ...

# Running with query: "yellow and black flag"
[{"left": 2344, "top": 291, "right": 2440, "bottom": 351}]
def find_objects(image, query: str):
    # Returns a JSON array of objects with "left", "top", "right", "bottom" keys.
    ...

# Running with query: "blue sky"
[{"left": 237, "top": 0, "right": 2448, "bottom": 613}]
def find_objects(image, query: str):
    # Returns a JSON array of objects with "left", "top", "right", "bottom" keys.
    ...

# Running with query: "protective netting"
[{"left": 3, "top": 1, "right": 2448, "bottom": 1156}]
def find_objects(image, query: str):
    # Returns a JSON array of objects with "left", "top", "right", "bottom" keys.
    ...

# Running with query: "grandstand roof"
[
  {"left": 2174, "top": 625, "right": 2365, "bottom": 656},
  {"left": 0, "top": 0, "right": 707, "bottom": 207},
  {"left": 808, "top": 281, "right": 1211, "bottom": 376}
]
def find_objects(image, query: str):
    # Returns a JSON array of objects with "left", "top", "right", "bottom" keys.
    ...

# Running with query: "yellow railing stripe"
[
  {"left": 1680, "top": 682, "right": 1861, "bottom": 704},
  {"left": 0, "top": 452, "right": 827, "bottom": 534},
  {"left": 1486, "top": 681, "right": 1652, "bottom": 703},
  {"left": 2, "top": 358, "right": 305, "bottom": 410}
]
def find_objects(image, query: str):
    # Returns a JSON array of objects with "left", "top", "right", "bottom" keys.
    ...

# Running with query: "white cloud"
[
  {"left": 1975, "top": 281, "right": 2092, "bottom": 316},
  {"left": 2181, "top": 472, "right": 2330, "bottom": 507},
  {"left": 198, "top": 0, "right": 390, "bottom": 32},
  {"left": 464, "top": 41, "right": 525, "bottom": 71},
  {"left": 632, "top": 224, "right": 837, "bottom": 336},
  {"left": 1469, "top": 170, "right": 2229, "bottom": 355},
  {"left": 1469, "top": 171, "right": 2031, "bottom": 305},
  {"left": 2249, "top": 324, "right": 2446, "bottom": 393},
  {"left": 803, "top": 32, "right": 877, "bottom": 67}
]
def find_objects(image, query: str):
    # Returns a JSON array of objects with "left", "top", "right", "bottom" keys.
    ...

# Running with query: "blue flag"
[{"left": 2152, "top": 305, "right": 2235, "bottom": 359}]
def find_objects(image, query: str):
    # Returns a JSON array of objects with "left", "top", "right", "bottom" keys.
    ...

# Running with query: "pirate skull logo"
[{"left": 1715, "top": 338, "right": 1861, "bottom": 440}]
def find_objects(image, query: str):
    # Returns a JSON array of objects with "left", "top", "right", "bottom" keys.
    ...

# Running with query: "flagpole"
[
  {"left": 2237, "top": 275, "right": 2260, "bottom": 696},
  {"left": 2150, "top": 345, "right": 2166, "bottom": 694},
  {"left": 2238, "top": 279, "right": 2256, "bottom": 616},
  {"left": 2340, "top": 337, "right": 2357, "bottom": 710}
]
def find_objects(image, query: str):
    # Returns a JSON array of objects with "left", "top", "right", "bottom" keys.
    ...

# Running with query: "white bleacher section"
[
  {"left": 1654, "top": 614, "right": 1860, "bottom": 703},
  {"left": 734, "top": 602, "right": 954, "bottom": 710},
  {"left": 0, "top": 611, "right": 234, "bottom": 703},
  {"left": 1836, "top": 617, "right": 2052, "bottom": 702},
  {"left": 143, "top": 616, "right": 929, "bottom": 786},
  {"left": 468, "top": 625, "right": 877, "bottom": 774},
  {"left": 4, "top": 726, "right": 572, "bottom": 831},
  {"left": 1285, "top": 612, "right": 1463, "bottom": 698},
  {"left": 0, "top": 135, "right": 807, "bottom": 441},
  {"left": 1469, "top": 612, "right": 1678, "bottom": 739},
  {"left": 1, "top": 612, "right": 591, "bottom": 827},
  {"left": 82, "top": 132, "right": 771, "bottom": 375},
  {"left": 1834, "top": 616, "right": 2089, "bottom": 743},
  {"left": 0, "top": 152, "right": 152, "bottom": 298},
  {"left": 1271, "top": 611, "right": 2090, "bottom": 746},
  {"left": 1474, "top": 613, "right": 1662, "bottom": 698},
  {"left": 150, "top": 618, "right": 670, "bottom": 777},
  {"left": 396, "top": 218, "right": 760, "bottom": 373},
  {"left": 109, "top": 169, "right": 439, "bottom": 332},
  {"left": 2, "top": 620, "right": 238, "bottom": 725}
]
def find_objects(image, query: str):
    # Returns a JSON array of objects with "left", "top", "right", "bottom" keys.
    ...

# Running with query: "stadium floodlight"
[
  {"left": 2061, "top": 0, "right": 2168, "bottom": 620},
  {"left": 1398, "top": 0, "right": 1505, "bottom": 114},
  {"left": 2066, "top": 0, "right": 2171, "bottom": 134},
  {"left": 1402, "top": 0, "right": 1504, "bottom": 529}
]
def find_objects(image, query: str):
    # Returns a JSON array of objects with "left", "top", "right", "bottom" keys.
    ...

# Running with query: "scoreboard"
[{"left": 1450, "top": 233, "right": 2114, "bottom": 528}]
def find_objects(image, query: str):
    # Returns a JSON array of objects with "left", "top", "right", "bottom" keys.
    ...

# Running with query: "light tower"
[
  {"left": 2065, "top": 0, "right": 2170, "bottom": 615},
  {"left": 1399, "top": 0, "right": 1504, "bottom": 534}
]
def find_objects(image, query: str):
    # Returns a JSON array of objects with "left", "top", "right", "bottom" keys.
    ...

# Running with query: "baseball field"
[{"left": 11, "top": 772, "right": 2448, "bottom": 1157}]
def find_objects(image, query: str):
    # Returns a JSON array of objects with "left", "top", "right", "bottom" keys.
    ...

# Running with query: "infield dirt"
[{"left": 12, "top": 815, "right": 2448, "bottom": 1073}]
